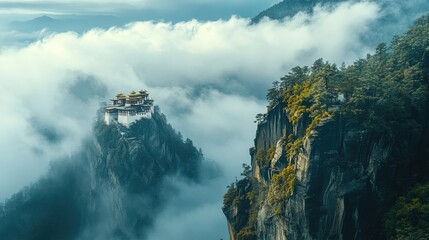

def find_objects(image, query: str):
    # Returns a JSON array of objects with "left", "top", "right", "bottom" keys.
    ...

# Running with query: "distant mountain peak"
[
  {"left": 22, "top": 15, "right": 57, "bottom": 24},
  {"left": 252, "top": 0, "right": 342, "bottom": 23},
  {"left": 33, "top": 15, "right": 55, "bottom": 21},
  {"left": 8, "top": 15, "right": 59, "bottom": 32}
]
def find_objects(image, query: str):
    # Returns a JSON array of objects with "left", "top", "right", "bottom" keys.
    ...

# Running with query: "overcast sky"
[
  {"left": 0, "top": 0, "right": 426, "bottom": 239},
  {"left": 0, "top": 0, "right": 278, "bottom": 23}
]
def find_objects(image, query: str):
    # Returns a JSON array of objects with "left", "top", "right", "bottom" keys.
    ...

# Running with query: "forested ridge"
[
  {"left": 0, "top": 108, "right": 206, "bottom": 240},
  {"left": 253, "top": 0, "right": 341, "bottom": 23},
  {"left": 265, "top": 14, "right": 429, "bottom": 168}
]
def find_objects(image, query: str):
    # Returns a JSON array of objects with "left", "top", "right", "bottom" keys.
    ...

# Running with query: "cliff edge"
[{"left": 223, "top": 14, "right": 429, "bottom": 240}]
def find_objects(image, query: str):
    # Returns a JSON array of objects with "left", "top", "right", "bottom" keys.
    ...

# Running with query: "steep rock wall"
[
  {"left": 251, "top": 102, "right": 292, "bottom": 184},
  {"left": 224, "top": 111, "right": 405, "bottom": 240}
]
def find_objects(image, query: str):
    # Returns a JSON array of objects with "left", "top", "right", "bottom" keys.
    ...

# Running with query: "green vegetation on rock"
[
  {"left": 268, "top": 165, "right": 297, "bottom": 215},
  {"left": 223, "top": 165, "right": 266, "bottom": 240},
  {"left": 383, "top": 182, "right": 429, "bottom": 240},
  {"left": 286, "top": 134, "right": 303, "bottom": 162},
  {"left": 256, "top": 145, "right": 276, "bottom": 170}
]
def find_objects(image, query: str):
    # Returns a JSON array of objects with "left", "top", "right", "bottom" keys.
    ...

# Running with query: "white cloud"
[
  {"left": 0, "top": 1, "right": 380, "bottom": 238},
  {"left": 147, "top": 177, "right": 230, "bottom": 240}
]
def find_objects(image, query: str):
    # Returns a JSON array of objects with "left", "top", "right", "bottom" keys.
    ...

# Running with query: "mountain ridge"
[{"left": 0, "top": 106, "right": 212, "bottom": 240}]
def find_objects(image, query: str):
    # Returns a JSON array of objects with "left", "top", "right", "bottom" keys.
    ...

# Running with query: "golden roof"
[
  {"left": 129, "top": 90, "right": 140, "bottom": 97},
  {"left": 113, "top": 90, "right": 149, "bottom": 100}
]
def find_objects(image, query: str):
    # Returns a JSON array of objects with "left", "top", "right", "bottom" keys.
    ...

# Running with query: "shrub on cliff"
[
  {"left": 268, "top": 165, "right": 296, "bottom": 215},
  {"left": 383, "top": 182, "right": 429, "bottom": 240}
]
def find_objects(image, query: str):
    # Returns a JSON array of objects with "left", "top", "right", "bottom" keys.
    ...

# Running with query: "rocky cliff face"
[
  {"left": 0, "top": 107, "right": 205, "bottom": 240},
  {"left": 224, "top": 103, "right": 424, "bottom": 240},
  {"left": 251, "top": 102, "right": 291, "bottom": 183}
]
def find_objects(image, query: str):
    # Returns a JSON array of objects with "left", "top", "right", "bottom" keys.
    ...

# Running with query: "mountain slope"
[
  {"left": 253, "top": 0, "right": 429, "bottom": 48},
  {"left": 223, "top": 14, "right": 429, "bottom": 240},
  {"left": 252, "top": 0, "right": 340, "bottom": 23},
  {"left": 0, "top": 107, "right": 208, "bottom": 240}
]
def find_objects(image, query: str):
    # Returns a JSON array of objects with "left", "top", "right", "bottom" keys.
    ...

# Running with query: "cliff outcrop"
[
  {"left": 224, "top": 102, "right": 428, "bottom": 240},
  {"left": 0, "top": 107, "right": 205, "bottom": 240},
  {"left": 223, "top": 14, "right": 429, "bottom": 240}
]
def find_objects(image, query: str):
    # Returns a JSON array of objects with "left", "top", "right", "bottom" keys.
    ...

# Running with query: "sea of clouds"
[{"left": 0, "top": 1, "right": 389, "bottom": 239}]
